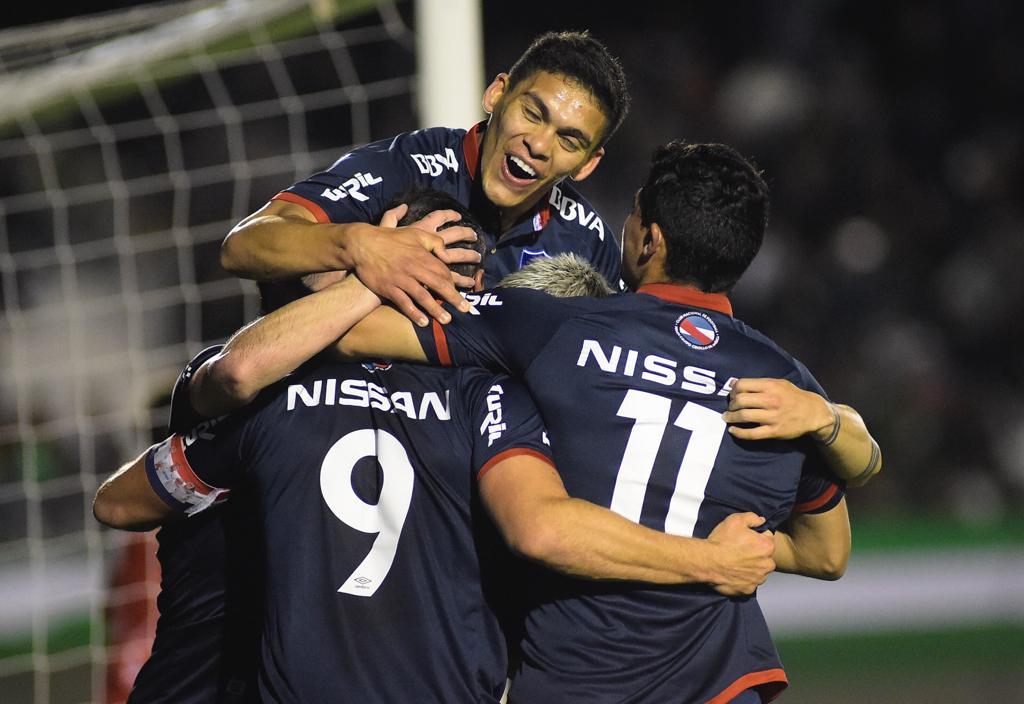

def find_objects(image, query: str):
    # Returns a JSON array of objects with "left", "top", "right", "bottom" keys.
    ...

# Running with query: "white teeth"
[{"left": 509, "top": 155, "right": 537, "bottom": 177}]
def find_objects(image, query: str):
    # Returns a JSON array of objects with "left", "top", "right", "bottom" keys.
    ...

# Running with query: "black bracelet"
[{"left": 821, "top": 403, "right": 841, "bottom": 446}]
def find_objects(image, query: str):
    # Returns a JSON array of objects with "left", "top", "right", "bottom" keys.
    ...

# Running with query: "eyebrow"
[{"left": 523, "top": 91, "right": 594, "bottom": 149}]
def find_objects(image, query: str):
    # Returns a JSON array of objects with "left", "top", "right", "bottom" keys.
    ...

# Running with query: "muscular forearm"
[
  {"left": 220, "top": 212, "right": 371, "bottom": 280},
  {"left": 191, "top": 277, "right": 382, "bottom": 417},
  {"left": 772, "top": 500, "right": 850, "bottom": 580},
  {"left": 813, "top": 404, "right": 882, "bottom": 487},
  {"left": 512, "top": 496, "right": 718, "bottom": 584}
]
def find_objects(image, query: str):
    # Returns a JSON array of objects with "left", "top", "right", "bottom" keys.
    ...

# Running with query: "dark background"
[{"left": 8, "top": 0, "right": 1024, "bottom": 518}]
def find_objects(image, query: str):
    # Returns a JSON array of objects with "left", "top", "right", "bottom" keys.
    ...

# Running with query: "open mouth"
[{"left": 506, "top": 154, "right": 538, "bottom": 181}]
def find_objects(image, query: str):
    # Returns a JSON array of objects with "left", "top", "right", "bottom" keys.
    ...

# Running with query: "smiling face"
[{"left": 479, "top": 71, "right": 608, "bottom": 228}]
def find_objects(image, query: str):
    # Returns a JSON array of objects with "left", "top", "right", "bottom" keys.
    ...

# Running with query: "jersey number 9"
[{"left": 319, "top": 429, "right": 415, "bottom": 597}]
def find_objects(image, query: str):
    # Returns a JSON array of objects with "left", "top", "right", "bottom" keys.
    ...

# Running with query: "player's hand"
[
  {"left": 705, "top": 512, "right": 775, "bottom": 596},
  {"left": 723, "top": 378, "right": 835, "bottom": 442},
  {"left": 347, "top": 207, "right": 480, "bottom": 327}
]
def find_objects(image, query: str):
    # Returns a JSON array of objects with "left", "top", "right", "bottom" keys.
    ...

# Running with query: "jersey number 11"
[{"left": 611, "top": 390, "right": 726, "bottom": 537}]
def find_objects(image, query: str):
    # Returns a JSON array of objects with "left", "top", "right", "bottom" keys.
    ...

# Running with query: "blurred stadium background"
[{"left": 0, "top": 1, "right": 1021, "bottom": 702}]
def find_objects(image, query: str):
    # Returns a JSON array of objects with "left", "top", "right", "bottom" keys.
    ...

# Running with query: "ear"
[
  {"left": 482, "top": 73, "right": 510, "bottom": 114},
  {"left": 473, "top": 268, "right": 486, "bottom": 292},
  {"left": 569, "top": 146, "right": 605, "bottom": 183},
  {"left": 646, "top": 222, "right": 665, "bottom": 257}
]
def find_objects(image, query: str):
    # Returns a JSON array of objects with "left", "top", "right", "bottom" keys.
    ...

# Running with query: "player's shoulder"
[
  {"left": 478, "top": 285, "right": 605, "bottom": 318},
  {"left": 383, "top": 125, "right": 464, "bottom": 159},
  {"left": 169, "top": 345, "right": 224, "bottom": 433},
  {"left": 544, "top": 181, "right": 612, "bottom": 247},
  {"left": 726, "top": 316, "right": 816, "bottom": 382}
]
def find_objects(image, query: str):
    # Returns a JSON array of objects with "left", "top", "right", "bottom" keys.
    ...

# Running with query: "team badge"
[
  {"left": 675, "top": 312, "right": 719, "bottom": 350},
  {"left": 519, "top": 248, "right": 551, "bottom": 269},
  {"left": 361, "top": 360, "right": 393, "bottom": 373}
]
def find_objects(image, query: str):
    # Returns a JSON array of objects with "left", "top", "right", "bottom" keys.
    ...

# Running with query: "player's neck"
[{"left": 498, "top": 195, "right": 544, "bottom": 232}]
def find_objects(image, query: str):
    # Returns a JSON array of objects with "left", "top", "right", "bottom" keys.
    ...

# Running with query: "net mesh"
[{"left": 0, "top": 1, "right": 417, "bottom": 700}]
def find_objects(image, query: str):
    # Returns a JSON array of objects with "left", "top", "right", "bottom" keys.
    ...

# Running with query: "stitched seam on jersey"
[
  {"left": 705, "top": 667, "right": 788, "bottom": 704},
  {"left": 793, "top": 482, "right": 839, "bottom": 513},
  {"left": 272, "top": 191, "right": 331, "bottom": 223},
  {"left": 476, "top": 447, "right": 554, "bottom": 481}
]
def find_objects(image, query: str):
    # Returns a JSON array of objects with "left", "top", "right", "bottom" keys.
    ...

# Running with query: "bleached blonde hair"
[{"left": 497, "top": 253, "right": 616, "bottom": 298}]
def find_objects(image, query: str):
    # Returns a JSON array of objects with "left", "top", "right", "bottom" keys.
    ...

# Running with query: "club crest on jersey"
[
  {"left": 361, "top": 360, "right": 393, "bottom": 373},
  {"left": 675, "top": 312, "right": 719, "bottom": 351},
  {"left": 519, "top": 248, "right": 551, "bottom": 269}
]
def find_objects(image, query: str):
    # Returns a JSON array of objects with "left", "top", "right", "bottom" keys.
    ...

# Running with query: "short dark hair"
[
  {"left": 386, "top": 187, "right": 487, "bottom": 279},
  {"left": 639, "top": 141, "right": 769, "bottom": 292},
  {"left": 507, "top": 31, "right": 630, "bottom": 148}
]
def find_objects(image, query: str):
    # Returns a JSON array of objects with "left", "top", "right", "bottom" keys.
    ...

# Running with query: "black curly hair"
[{"left": 638, "top": 141, "right": 769, "bottom": 292}]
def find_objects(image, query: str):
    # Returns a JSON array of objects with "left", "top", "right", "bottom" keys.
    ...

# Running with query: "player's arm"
[
  {"left": 95, "top": 422, "right": 240, "bottom": 532},
  {"left": 221, "top": 200, "right": 476, "bottom": 325},
  {"left": 334, "top": 302, "right": 429, "bottom": 363},
  {"left": 93, "top": 447, "right": 174, "bottom": 531},
  {"left": 190, "top": 275, "right": 384, "bottom": 417},
  {"left": 772, "top": 498, "right": 851, "bottom": 580},
  {"left": 479, "top": 456, "right": 775, "bottom": 595},
  {"left": 723, "top": 378, "right": 882, "bottom": 486}
]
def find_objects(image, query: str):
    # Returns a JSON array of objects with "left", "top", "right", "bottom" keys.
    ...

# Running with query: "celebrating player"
[
  {"left": 219, "top": 30, "right": 629, "bottom": 326},
  {"left": 331, "top": 142, "right": 880, "bottom": 702},
  {"left": 94, "top": 190, "right": 777, "bottom": 702}
]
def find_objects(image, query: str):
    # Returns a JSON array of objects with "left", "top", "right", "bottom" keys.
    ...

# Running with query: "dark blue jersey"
[
  {"left": 128, "top": 345, "right": 262, "bottom": 704},
  {"left": 145, "top": 360, "right": 554, "bottom": 703},
  {"left": 414, "top": 284, "right": 845, "bottom": 704},
  {"left": 274, "top": 121, "right": 621, "bottom": 287}
]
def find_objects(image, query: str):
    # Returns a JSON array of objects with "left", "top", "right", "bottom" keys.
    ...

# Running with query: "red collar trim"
[
  {"left": 463, "top": 120, "right": 552, "bottom": 232},
  {"left": 636, "top": 284, "right": 733, "bottom": 316},
  {"left": 463, "top": 121, "right": 486, "bottom": 181}
]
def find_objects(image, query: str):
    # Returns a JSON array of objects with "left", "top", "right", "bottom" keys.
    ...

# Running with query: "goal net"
[{"left": 0, "top": 1, "right": 423, "bottom": 701}]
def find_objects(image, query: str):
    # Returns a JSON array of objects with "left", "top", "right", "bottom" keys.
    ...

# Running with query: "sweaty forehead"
[{"left": 520, "top": 71, "right": 605, "bottom": 115}]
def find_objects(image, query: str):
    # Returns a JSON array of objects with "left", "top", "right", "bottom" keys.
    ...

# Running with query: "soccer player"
[
  {"left": 94, "top": 191, "right": 777, "bottom": 702},
  {"left": 330, "top": 141, "right": 878, "bottom": 702},
  {"left": 219, "top": 30, "right": 629, "bottom": 327},
  {"left": 94, "top": 195, "right": 483, "bottom": 704}
]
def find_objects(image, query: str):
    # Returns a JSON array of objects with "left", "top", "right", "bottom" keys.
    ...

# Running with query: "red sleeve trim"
[
  {"left": 432, "top": 319, "right": 452, "bottom": 366},
  {"left": 706, "top": 668, "right": 788, "bottom": 704},
  {"left": 271, "top": 191, "right": 331, "bottom": 223},
  {"left": 476, "top": 448, "right": 555, "bottom": 481},
  {"left": 793, "top": 483, "right": 839, "bottom": 514},
  {"left": 168, "top": 435, "right": 217, "bottom": 496}
]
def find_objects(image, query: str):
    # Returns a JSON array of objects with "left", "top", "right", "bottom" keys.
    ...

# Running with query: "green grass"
[
  {"left": 777, "top": 623, "right": 1024, "bottom": 677},
  {"left": 0, "top": 618, "right": 92, "bottom": 659},
  {"left": 852, "top": 514, "right": 1024, "bottom": 553}
]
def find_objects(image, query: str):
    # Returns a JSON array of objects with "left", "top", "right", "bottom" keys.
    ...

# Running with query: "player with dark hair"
[
  {"left": 95, "top": 188, "right": 778, "bottom": 702},
  {"left": 330, "top": 141, "right": 880, "bottom": 702},
  {"left": 220, "top": 30, "right": 629, "bottom": 327},
  {"left": 97, "top": 190, "right": 484, "bottom": 703}
]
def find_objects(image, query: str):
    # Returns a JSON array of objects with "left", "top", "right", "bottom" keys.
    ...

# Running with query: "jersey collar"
[
  {"left": 636, "top": 283, "right": 734, "bottom": 316},
  {"left": 463, "top": 120, "right": 552, "bottom": 233}
]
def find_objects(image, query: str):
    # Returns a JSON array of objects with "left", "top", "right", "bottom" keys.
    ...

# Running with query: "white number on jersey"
[
  {"left": 610, "top": 390, "right": 726, "bottom": 536},
  {"left": 319, "top": 429, "right": 415, "bottom": 597}
]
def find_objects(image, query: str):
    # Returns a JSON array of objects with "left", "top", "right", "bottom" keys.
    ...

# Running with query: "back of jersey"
[
  {"left": 169, "top": 360, "right": 551, "bottom": 703},
  {"left": 419, "top": 286, "right": 842, "bottom": 703}
]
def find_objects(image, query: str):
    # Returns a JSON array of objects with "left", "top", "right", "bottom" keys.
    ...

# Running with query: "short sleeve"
[
  {"left": 413, "top": 287, "right": 572, "bottom": 375},
  {"left": 168, "top": 345, "right": 223, "bottom": 434},
  {"left": 272, "top": 132, "right": 430, "bottom": 225},
  {"left": 792, "top": 445, "right": 846, "bottom": 515},
  {"left": 462, "top": 371, "right": 554, "bottom": 481}
]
